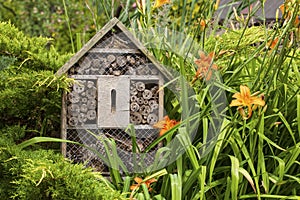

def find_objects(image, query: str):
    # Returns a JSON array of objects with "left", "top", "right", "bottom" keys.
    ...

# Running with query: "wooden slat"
[
  {"left": 66, "top": 125, "right": 98, "bottom": 129},
  {"left": 130, "top": 76, "right": 160, "bottom": 81},
  {"left": 158, "top": 75, "right": 164, "bottom": 121},
  {"left": 89, "top": 48, "right": 141, "bottom": 54},
  {"left": 70, "top": 75, "right": 99, "bottom": 79},
  {"left": 61, "top": 92, "right": 67, "bottom": 156},
  {"left": 134, "top": 124, "right": 154, "bottom": 129}
]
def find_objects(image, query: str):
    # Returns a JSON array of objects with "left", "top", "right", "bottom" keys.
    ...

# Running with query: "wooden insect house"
[{"left": 56, "top": 18, "right": 172, "bottom": 173}]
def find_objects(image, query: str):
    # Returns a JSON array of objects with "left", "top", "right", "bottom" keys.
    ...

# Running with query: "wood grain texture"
[{"left": 98, "top": 76, "right": 130, "bottom": 128}]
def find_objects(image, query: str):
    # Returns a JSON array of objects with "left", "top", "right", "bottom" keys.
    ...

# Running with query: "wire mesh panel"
[
  {"left": 66, "top": 128, "right": 159, "bottom": 174},
  {"left": 66, "top": 129, "right": 108, "bottom": 173}
]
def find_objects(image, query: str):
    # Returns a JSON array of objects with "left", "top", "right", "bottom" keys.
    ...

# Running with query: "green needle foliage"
[
  {"left": 0, "top": 141, "right": 124, "bottom": 200},
  {"left": 0, "top": 21, "right": 72, "bottom": 140}
]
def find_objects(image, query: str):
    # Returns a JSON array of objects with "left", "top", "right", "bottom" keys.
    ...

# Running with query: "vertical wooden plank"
[
  {"left": 158, "top": 75, "right": 164, "bottom": 120},
  {"left": 98, "top": 76, "right": 130, "bottom": 128},
  {"left": 61, "top": 91, "right": 67, "bottom": 156}
]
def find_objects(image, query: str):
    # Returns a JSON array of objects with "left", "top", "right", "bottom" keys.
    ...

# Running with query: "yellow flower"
[
  {"left": 214, "top": 0, "right": 220, "bottom": 10},
  {"left": 153, "top": 0, "right": 170, "bottom": 8},
  {"left": 130, "top": 177, "right": 157, "bottom": 192},
  {"left": 153, "top": 116, "right": 180, "bottom": 136},
  {"left": 230, "top": 85, "right": 265, "bottom": 120}
]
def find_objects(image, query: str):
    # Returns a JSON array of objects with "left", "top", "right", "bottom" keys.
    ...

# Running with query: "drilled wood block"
[{"left": 98, "top": 76, "right": 130, "bottom": 128}]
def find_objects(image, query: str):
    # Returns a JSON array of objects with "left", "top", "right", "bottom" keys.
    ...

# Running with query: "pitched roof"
[{"left": 56, "top": 17, "right": 172, "bottom": 80}]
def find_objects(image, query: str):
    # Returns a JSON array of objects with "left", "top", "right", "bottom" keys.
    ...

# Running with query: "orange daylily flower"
[
  {"left": 130, "top": 177, "right": 157, "bottom": 192},
  {"left": 199, "top": 19, "right": 206, "bottom": 31},
  {"left": 153, "top": 116, "right": 180, "bottom": 136},
  {"left": 230, "top": 85, "right": 265, "bottom": 120},
  {"left": 153, "top": 0, "right": 170, "bottom": 8},
  {"left": 279, "top": 3, "right": 300, "bottom": 27},
  {"left": 266, "top": 37, "right": 280, "bottom": 52},
  {"left": 191, "top": 51, "right": 218, "bottom": 83},
  {"left": 266, "top": 37, "right": 279, "bottom": 50}
]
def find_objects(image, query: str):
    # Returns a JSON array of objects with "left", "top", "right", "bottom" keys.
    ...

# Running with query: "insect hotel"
[{"left": 56, "top": 18, "right": 172, "bottom": 173}]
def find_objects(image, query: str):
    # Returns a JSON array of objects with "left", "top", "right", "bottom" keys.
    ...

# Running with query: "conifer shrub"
[
  {"left": 0, "top": 21, "right": 72, "bottom": 140},
  {"left": 0, "top": 143, "right": 123, "bottom": 200}
]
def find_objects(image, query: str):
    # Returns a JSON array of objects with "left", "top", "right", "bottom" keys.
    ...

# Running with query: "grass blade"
[
  {"left": 239, "top": 167, "right": 256, "bottom": 193},
  {"left": 257, "top": 114, "right": 269, "bottom": 193},
  {"left": 297, "top": 95, "right": 300, "bottom": 138},
  {"left": 209, "top": 119, "right": 230, "bottom": 183},
  {"left": 141, "top": 183, "right": 151, "bottom": 200},
  {"left": 229, "top": 155, "right": 239, "bottom": 200},
  {"left": 170, "top": 174, "right": 182, "bottom": 200}
]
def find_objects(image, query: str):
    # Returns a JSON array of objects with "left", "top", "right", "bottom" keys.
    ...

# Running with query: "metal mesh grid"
[
  {"left": 66, "top": 129, "right": 108, "bottom": 173},
  {"left": 94, "top": 27, "right": 137, "bottom": 49},
  {"left": 66, "top": 128, "right": 158, "bottom": 173}
]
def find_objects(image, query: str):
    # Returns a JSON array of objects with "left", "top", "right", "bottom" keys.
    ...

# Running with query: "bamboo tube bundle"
[
  {"left": 129, "top": 80, "right": 159, "bottom": 125},
  {"left": 67, "top": 79, "right": 97, "bottom": 126}
]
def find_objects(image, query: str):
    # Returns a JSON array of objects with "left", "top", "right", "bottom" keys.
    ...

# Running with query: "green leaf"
[
  {"left": 239, "top": 167, "right": 256, "bottom": 193},
  {"left": 278, "top": 112, "right": 296, "bottom": 144},
  {"left": 229, "top": 155, "right": 239, "bottom": 200},
  {"left": 209, "top": 119, "right": 230, "bottom": 183},
  {"left": 170, "top": 174, "right": 182, "bottom": 200},
  {"left": 297, "top": 95, "right": 300, "bottom": 138},
  {"left": 257, "top": 114, "right": 269, "bottom": 193}
]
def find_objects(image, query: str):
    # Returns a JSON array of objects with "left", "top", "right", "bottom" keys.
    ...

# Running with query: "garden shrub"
[
  {"left": 0, "top": 21, "right": 72, "bottom": 140},
  {"left": 0, "top": 143, "right": 123, "bottom": 200},
  {"left": 0, "top": 125, "right": 27, "bottom": 142},
  {"left": 0, "top": 21, "right": 70, "bottom": 70}
]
